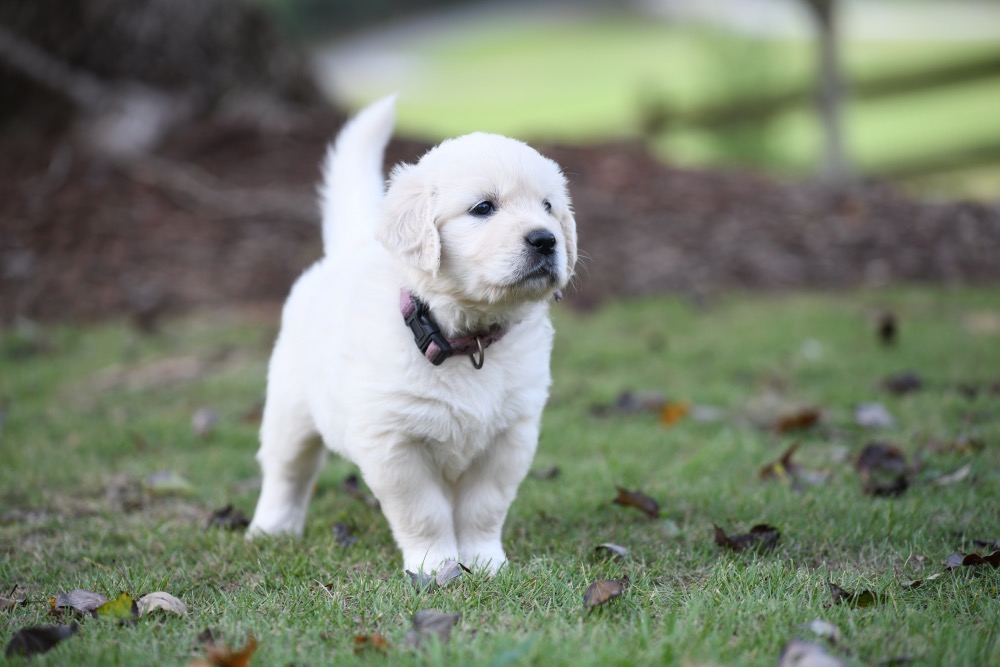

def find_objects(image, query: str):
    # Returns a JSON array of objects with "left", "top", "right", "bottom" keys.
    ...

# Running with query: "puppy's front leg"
[
  {"left": 361, "top": 443, "right": 459, "bottom": 574},
  {"left": 454, "top": 418, "right": 539, "bottom": 573}
]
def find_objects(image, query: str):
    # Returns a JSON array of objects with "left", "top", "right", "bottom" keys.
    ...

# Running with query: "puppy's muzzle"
[{"left": 525, "top": 228, "right": 557, "bottom": 256}]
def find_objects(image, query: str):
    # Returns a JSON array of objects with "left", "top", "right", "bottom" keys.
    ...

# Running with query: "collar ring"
[{"left": 470, "top": 337, "right": 485, "bottom": 370}]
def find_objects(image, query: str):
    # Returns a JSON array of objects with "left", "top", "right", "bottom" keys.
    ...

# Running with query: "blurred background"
[{"left": 1, "top": 0, "right": 999, "bottom": 326}]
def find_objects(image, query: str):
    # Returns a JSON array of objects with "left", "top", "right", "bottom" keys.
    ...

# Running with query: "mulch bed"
[{"left": 2, "top": 114, "right": 998, "bottom": 326}]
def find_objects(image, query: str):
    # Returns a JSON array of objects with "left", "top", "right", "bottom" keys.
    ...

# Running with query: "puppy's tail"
[{"left": 319, "top": 94, "right": 397, "bottom": 257}]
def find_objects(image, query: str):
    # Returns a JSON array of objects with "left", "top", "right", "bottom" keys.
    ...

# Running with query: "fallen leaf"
[
  {"left": 353, "top": 633, "right": 390, "bottom": 654},
  {"left": 774, "top": 407, "right": 821, "bottom": 434},
  {"left": 659, "top": 401, "right": 689, "bottom": 426},
  {"left": 332, "top": 521, "right": 358, "bottom": 548},
  {"left": 49, "top": 589, "right": 108, "bottom": 617},
  {"left": 191, "top": 407, "right": 219, "bottom": 438},
  {"left": 530, "top": 465, "right": 560, "bottom": 480},
  {"left": 973, "top": 538, "right": 1000, "bottom": 550},
  {"left": 612, "top": 486, "right": 661, "bottom": 518},
  {"left": 929, "top": 464, "right": 972, "bottom": 487},
  {"left": 341, "top": 474, "right": 380, "bottom": 509},
  {"left": 882, "top": 371, "right": 923, "bottom": 396},
  {"left": 403, "top": 609, "right": 460, "bottom": 648},
  {"left": 863, "top": 474, "right": 909, "bottom": 497},
  {"left": 760, "top": 443, "right": 801, "bottom": 480},
  {"left": 855, "top": 440, "right": 907, "bottom": 473},
  {"left": 803, "top": 617, "right": 841, "bottom": 643},
  {"left": 944, "top": 549, "right": 1000, "bottom": 570},
  {"left": 145, "top": 470, "right": 195, "bottom": 496},
  {"left": 1, "top": 593, "right": 26, "bottom": 612},
  {"left": 583, "top": 578, "right": 629, "bottom": 612},
  {"left": 589, "top": 390, "right": 666, "bottom": 417},
  {"left": 828, "top": 581, "right": 880, "bottom": 608},
  {"left": 779, "top": 639, "right": 845, "bottom": 667},
  {"left": 406, "top": 570, "right": 434, "bottom": 591},
  {"left": 901, "top": 572, "right": 943, "bottom": 589},
  {"left": 137, "top": 591, "right": 187, "bottom": 617},
  {"left": 856, "top": 442, "right": 910, "bottom": 497},
  {"left": 208, "top": 505, "right": 250, "bottom": 531},
  {"left": 713, "top": 524, "right": 780, "bottom": 552},
  {"left": 95, "top": 591, "right": 139, "bottom": 620},
  {"left": 854, "top": 403, "right": 896, "bottom": 429},
  {"left": 760, "top": 444, "right": 829, "bottom": 488},
  {"left": 595, "top": 543, "right": 629, "bottom": 561},
  {"left": 5, "top": 623, "right": 78, "bottom": 658},
  {"left": 189, "top": 634, "right": 258, "bottom": 667},
  {"left": 877, "top": 311, "right": 897, "bottom": 347},
  {"left": 434, "top": 560, "right": 469, "bottom": 588},
  {"left": 405, "top": 561, "right": 470, "bottom": 592}
]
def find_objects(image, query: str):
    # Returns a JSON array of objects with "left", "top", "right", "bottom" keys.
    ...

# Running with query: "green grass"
[
  {"left": 2, "top": 288, "right": 999, "bottom": 665},
  {"left": 340, "top": 14, "right": 1000, "bottom": 195}
]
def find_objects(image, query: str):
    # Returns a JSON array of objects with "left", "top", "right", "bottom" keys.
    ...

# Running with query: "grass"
[
  {"left": 2, "top": 287, "right": 999, "bottom": 665},
  {"left": 336, "top": 13, "right": 1000, "bottom": 197}
]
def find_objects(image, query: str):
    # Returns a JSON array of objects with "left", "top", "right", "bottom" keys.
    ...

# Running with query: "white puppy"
[{"left": 248, "top": 96, "right": 576, "bottom": 575}]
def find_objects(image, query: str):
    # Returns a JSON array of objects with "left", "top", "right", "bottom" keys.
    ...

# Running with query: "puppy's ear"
[
  {"left": 379, "top": 163, "right": 441, "bottom": 273},
  {"left": 554, "top": 179, "right": 578, "bottom": 278}
]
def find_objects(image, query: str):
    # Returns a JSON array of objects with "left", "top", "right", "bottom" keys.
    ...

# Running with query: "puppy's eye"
[
  {"left": 470, "top": 200, "right": 496, "bottom": 217},
  {"left": 543, "top": 200, "right": 553, "bottom": 213}
]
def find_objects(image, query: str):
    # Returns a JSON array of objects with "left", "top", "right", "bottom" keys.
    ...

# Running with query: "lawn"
[
  {"left": 330, "top": 13, "right": 1000, "bottom": 198},
  {"left": 1, "top": 287, "right": 999, "bottom": 665}
]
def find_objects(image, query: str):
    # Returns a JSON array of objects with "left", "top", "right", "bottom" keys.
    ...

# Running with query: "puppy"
[{"left": 248, "top": 95, "right": 576, "bottom": 575}]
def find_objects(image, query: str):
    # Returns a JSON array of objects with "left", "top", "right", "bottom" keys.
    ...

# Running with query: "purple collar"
[{"left": 400, "top": 289, "right": 507, "bottom": 369}]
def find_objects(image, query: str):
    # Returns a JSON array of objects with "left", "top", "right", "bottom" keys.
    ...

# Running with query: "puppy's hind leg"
[{"left": 248, "top": 396, "right": 325, "bottom": 538}]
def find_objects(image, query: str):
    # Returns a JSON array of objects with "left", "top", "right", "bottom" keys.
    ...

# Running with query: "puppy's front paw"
[
  {"left": 459, "top": 543, "right": 507, "bottom": 574},
  {"left": 246, "top": 506, "right": 306, "bottom": 539}
]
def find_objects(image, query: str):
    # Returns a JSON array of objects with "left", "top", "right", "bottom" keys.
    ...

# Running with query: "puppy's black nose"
[{"left": 525, "top": 228, "right": 557, "bottom": 256}]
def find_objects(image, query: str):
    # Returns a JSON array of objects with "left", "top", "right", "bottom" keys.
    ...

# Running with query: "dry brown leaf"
[
  {"left": 403, "top": 609, "right": 460, "bottom": 648},
  {"left": 595, "top": 543, "right": 629, "bottom": 560},
  {"left": 659, "top": 401, "right": 689, "bottom": 426},
  {"left": 189, "top": 634, "right": 258, "bottom": 667},
  {"left": 208, "top": 505, "right": 250, "bottom": 531},
  {"left": 713, "top": 524, "right": 780, "bottom": 552},
  {"left": 881, "top": 371, "right": 923, "bottom": 396},
  {"left": 856, "top": 442, "right": 910, "bottom": 497},
  {"left": 944, "top": 549, "right": 1000, "bottom": 570},
  {"left": 779, "top": 639, "right": 845, "bottom": 667},
  {"left": 1, "top": 594, "right": 26, "bottom": 612},
  {"left": 137, "top": 591, "right": 187, "bottom": 617},
  {"left": 774, "top": 408, "right": 821, "bottom": 434},
  {"left": 191, "top": 407, "right": 219, "bottom": 437},
  {"left": 760, "top": 443, "right": 801, "bottom": 480},
  {"left": 828, "top": 581, "right": 880, "bottom": 608},
  {"left": 612, "top": 486, "right": 661, "bottom": 518},
  {"left": 333, "top": 521, "right": 358, "bottom": 548},
  {"left": 5, "top": 623, "right": 78, "bottom": 659},
  {"left": 530, "top": 465, "right": 560, "bottom": 480},
  {"left": 583, "top": 577, "right": 629, "bottom": 612},
  {"left": 49, "top": 589, "right": 108, "bottom": 617},
  {"left": 877, "top": 311, "right": 897, "bottom": 347},
  {"left": 930, "top": 464, "right": 972, "bottom": 487},
  {"left": 341, "top": 474, "right": 380, "bottom": 509},
  {"left": 353, "top": 633, "right": 390, "bottom": 654},
  {"left": 900, "top": 572, "right": 943, "bottom": 589}
]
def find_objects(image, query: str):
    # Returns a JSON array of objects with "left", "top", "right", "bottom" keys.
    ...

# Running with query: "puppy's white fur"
[{"left": 248, "top": 96, "right": 576, "bottom": 574}]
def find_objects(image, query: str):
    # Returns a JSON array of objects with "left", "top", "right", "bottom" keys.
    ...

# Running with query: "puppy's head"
[{"left": 379, "top": 132, "right": 576, "bottom": 307}]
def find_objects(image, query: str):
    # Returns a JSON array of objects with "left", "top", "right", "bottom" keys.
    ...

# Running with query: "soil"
[{"left": 2, "top": 113, "right": 998, "bottom": 327}]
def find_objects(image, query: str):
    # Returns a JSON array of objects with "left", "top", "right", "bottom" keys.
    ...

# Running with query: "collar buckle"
[{"left": 403, "top": 297, "right": 452, "bottom": 365}]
